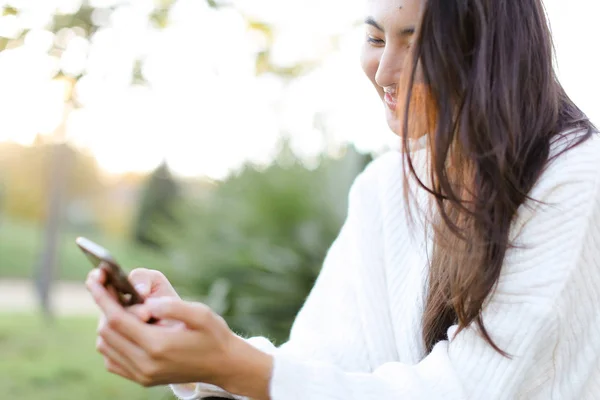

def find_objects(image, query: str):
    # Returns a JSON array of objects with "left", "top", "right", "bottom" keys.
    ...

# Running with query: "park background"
[{"left": 0, "top": 0, "right": 598, "bottom": 398}]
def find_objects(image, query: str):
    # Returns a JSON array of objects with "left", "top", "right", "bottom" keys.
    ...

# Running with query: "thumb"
[
  {"left": 128, "top": 269, "right": 152, "bottom": 298},
  {"left": 145, "top": 297, "right": 212, "bottom": 330},
  {"left": 127, "top": 303, "right": 153, "bottom": 323}
]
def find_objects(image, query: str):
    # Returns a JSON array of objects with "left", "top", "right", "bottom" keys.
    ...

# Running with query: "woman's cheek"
[{"left": 360, "top": 46, "right": 381, "bottom": 91}]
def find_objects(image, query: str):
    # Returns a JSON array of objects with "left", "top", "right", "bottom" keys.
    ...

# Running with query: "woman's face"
[{"left": 360, "top": 0, "right": 422, "bottom": 135}]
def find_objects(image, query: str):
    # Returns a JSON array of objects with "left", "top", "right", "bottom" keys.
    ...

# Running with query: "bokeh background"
[{"left": 0, "top": 0, "right": 598, "bottom": 399}]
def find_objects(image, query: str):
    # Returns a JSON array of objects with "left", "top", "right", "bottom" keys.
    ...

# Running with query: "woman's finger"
[
  {"left": 104, "top": 357, "right": 136, "bottom": 381},
  {"left": 129, "top": 268, "right": 180, "bottom": 299},
  {"left": 146, "top": 297, "right": 214, "bottom": 331},
  {"left": 128, "top": 268, "right": 153, "bottom": 298},
  {"left": 87, "top": 279, "right": 148, "bottom": 345},
  {"left": 98, "top": 322, "right": 149, "bottom": 366},
  {"left": 127, "top": 304, "right": 153, "bottom": 322},
  {"left": 126, "top": 303, "right": 181, "bottom": 327},
  {"left": 97, "top": 314, "right": 106, "bottom": 333},
  {"left": 96, "top": 336, "right": 139, "bottom": 379},
  {"left": 106, "top": 285, "right": 120, "bottom": 301},
  {"left": 87, "top": 268, "right": 106, "bottom": 285},
  {"left": 86, "top": 267, "right": 120, "bottom": 302}
]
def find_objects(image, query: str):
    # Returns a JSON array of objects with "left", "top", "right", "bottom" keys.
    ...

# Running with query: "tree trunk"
[{"left": 35, "top": 142, "right": 69, "bottom": 321}]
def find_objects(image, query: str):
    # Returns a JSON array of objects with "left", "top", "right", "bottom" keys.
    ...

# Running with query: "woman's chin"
[{"left": 385, "top": 112, "right": 402, "bottom": 136}]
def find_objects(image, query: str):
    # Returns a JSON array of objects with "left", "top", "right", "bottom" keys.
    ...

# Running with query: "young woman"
[{"left": 86, "top": 0, "right": 600, "bottom": 399}]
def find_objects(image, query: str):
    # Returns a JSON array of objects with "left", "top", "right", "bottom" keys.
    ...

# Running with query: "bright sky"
[{"left": 0, "top": 0, "right": 598, "bottom": 179}]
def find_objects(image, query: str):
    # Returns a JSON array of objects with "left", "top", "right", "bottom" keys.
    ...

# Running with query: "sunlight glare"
[{"left": 0, "top": 0, "right": 597, "bottom": 176}]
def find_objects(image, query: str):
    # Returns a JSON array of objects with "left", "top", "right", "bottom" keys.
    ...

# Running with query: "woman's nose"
[{"left": 375, "top": 48, "right": 405, "bottom": 89}]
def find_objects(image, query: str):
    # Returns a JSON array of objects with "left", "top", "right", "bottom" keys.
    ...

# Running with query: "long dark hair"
[{"left": 399, "top": 0, "right": 596, "bottom": 355}]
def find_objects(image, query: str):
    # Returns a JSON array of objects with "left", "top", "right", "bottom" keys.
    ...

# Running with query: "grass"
[
  {"left": 0, "top": 313, "right": 175, "bottom": 400},
  {"left": 0, "top": 217, "right": 177, "bottom": 282}
]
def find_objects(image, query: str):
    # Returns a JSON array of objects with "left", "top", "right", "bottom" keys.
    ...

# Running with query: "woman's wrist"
[{"left": 217, "top": 334, "right": 274, "bottom": 400}]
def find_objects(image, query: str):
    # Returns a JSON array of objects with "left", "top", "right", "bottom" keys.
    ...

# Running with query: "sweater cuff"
[
  {"left": 270, "top": 352, "right": 343, "bottom": 400},
  {"left": 270, "top": 353, "right": 307, "bottom": 400},
  {"left": 170, "top": 336, "right": 278, "bottom": 400},
  {"left": 269, "top": 351, "right": 413, "bottom": 400},
  {"left": 170, "top": 383, "right": 238, "bottom": 400}
]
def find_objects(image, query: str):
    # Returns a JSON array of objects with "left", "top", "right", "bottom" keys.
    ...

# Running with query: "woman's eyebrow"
[
  {"left": 364, "top": 17, "right": 384, "bottom": 32},
  {"left": 364, "top": 17, "right": 416, "bottom": 37},
  {"left": 399, "top": 26, "right": 416, "bottom": 36}
]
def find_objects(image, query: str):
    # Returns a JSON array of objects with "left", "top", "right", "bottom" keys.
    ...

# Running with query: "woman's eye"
[{"left": 367, "top": 36, "right": 385, "bottom": 46}]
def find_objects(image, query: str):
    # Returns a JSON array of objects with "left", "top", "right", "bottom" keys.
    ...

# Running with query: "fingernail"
[
  {"left": 91, "top": 269, "right": 101, "bottom": 280},
  {"left": 135, "top": 283, "right": 147, "bottom": 294}
]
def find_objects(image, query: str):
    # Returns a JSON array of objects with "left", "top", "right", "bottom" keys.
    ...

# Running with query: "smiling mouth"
[{"left": 384, "top": 92, "right": 398, "bottom": 111}]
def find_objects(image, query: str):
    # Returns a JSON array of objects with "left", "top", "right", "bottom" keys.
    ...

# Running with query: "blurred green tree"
[
  {"left": 133, "top": 161, "right": 181, "bottom": 251},
  {"left": 171, "top": 143, "right": 371, "bottom": 343}
]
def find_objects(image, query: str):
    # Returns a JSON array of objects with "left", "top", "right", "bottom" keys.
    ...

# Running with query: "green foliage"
[
  {"left": 149, "top": 0, "right": 176, "bottom": 29},
  {"left": 51, "top": 5, "right": 96, "bottom": 38},
  {"left": 2, "top": 5, "right": 18, "bottom": 17},
  {"left": 0, "top": 313, "right": 172, "bottom": 400},
  {"left": 133, "top": 162, "right": 181, "bottom": 251},
  {"left": 172, "top": 145, "right": 371, "bottom": 344}
]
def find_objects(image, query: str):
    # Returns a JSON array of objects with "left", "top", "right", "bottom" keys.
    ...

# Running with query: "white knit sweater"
[{"left": 173, "top": 131, "right": 600, "bottom": 400}]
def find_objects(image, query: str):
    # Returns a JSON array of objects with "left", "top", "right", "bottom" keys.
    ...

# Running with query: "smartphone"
[{"left": 76, "top": 236, "right": 145, "bottom": 307}]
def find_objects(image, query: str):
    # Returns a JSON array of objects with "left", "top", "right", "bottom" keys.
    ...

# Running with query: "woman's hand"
[
  {"left": 85, "top": 276, "right": 273, "bottom": 399},
  {"left": 87, "top": 267, "right": 180, "bottom": 324}
]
